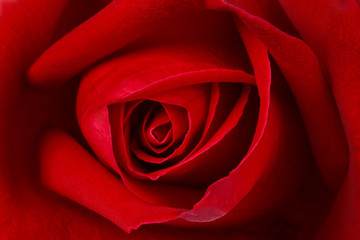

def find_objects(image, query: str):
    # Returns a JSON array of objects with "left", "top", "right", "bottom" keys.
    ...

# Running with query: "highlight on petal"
[
  {"left": 39, "top": 129, "right": 184, "bottom": 233},
  {"left": 180, "top": 22, "right": 272, "bottom": 223},
  {"left": 76, "top": 44, "right": 255, "bottom": 179},
  {"left": 27, "top": 0, "right": 206, "bottom": 87},
  {"left": 217, "top": 0, "right": 349, "bottom": 192}
]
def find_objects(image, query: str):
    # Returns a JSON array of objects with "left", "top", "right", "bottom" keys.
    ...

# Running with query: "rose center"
[
  {"left": 149, "top": 122, "right": 172, "bottom": 143},
  {"left": 127, "top": 100, "right": 188, "bottom": 163},
  {"left": 145, "top": 105, "right": 173, "bottom": 147}
]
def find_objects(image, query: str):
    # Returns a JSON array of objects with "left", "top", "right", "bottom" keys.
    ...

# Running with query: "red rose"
[{"left": 1, "top": 0, "right": 359, "bottom": 239}]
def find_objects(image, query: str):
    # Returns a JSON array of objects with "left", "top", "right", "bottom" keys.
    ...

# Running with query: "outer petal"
[
  {"left": 0, "top": 0, "right": 69, "bottom": 238},
  {"left": 39, "top": 129, "right": 184, "bottom": 233},
  {"left": 211, "top": 0, "right": 349, "bottom": 193},
  {"left": 27, "top": 0, "right": 206, "bottom": 87},
  {"left": 0, "top": 0, "right": 180, "bottom": 239},
  {"left": 277, "top": 0, "right": 360, "bottom": 239}
]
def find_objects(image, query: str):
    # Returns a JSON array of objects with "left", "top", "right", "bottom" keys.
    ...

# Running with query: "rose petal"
[
  {"left": 0, "top": 0, "right": 139, "bottom": 238},
  {"left": 135, "top": 103, "right": 187, "bottom": 155},
  {"left": 108, "top": 104, "right": 205, "bottom": 209},
  {"left": 77, "top": 44, "right": 255, "bottom": 179},
  {"left": 130, "top": 102, "right": 171, "bottom": 154},
  {"left": 180, "top": 22, "right": 271, "bottom": 223},
  {"left": 120, "top": 83, "right": 211, "bottom": 179},
  {"left": 27, "top": 0, "right": 205, "bottom": 87},
  {"left": 277, "top": 0, "right": 360, "bottom": 238},
  {"left": 39, "top": 129, "right": 185, "bottom": 233},
  {"left": 217, "top": 0, "right": 349, "bottom": 193},
  {"left": 157, "top": 84, "right": 257, "bottom": 188}
]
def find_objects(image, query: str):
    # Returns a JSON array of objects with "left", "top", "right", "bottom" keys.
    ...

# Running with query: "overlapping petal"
[{"left": 2, "top": 0, "right": 354, "bottom": 239}]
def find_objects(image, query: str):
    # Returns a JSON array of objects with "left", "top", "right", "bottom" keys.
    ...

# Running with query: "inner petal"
[
  {"left": 123, "top": 84, "right": 211, "bottom": 179},
  {"left": 150, "top": 122, "right": 172, "bottom": 144},
  {"left": 146, "top": 108, "right": 172, "bottom": 146},
  {"left": 130, "top": 101, "right": 188, "bottom": 160}
]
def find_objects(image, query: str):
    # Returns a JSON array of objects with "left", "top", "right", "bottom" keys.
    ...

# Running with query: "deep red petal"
[
  {"left": 277, "top": 0, "right": 360, "bottom": 239},
  {"left": 77, "top": 44, "right": 255, "bottom": 180},
  {"left": 27, "top": 0, "right": 205, "bottom": 87},
  {"left": 0, "top": 0, "right": 138, "bottom": 239},
  {"left": 217, "top": 0, "right": 349, "bottom": 192},
  {"left": 180, "top": 23, "right": 271, "bottom": 223},
  {"left": 39, "top": 129, "right": 184, "bottom": 232},
  {"left": 156, "top": 85, "right": 255, "bottom": 188}
]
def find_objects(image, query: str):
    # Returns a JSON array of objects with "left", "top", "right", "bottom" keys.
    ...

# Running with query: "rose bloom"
[{"left": 0, "top": 0, "right": 359, "bottom": 239}]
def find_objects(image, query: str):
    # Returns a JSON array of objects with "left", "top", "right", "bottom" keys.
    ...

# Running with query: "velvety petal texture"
[
  {"left": 276, "top": 1, "right": 360, "bottom": 239},
  {"left": 0, "top": 0, "right": 358, "bottom": 239}
]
